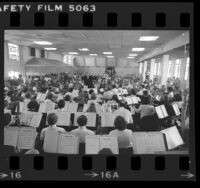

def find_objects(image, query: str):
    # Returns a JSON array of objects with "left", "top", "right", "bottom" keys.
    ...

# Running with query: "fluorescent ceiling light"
[
  {"left": 132, "top": 48, "right": 145, "bottom": 51},
  {"left": 78, "top": 48, "right": 89, "bottom": 51},
  {"left": 45, "top": 47, "right": 57, "bottom": 50},
  {"left": 89, "top": 54, "right": 97, "bottom": 56},
  {"left": 106, "top": 56, "right": 114, "bottom": 58},
  {"left": 103, "top": 52, "right": 112, "bottom": 55},
  {"left": 139, "top": 36, "right": 159, "bottom": 41},
  {"left": 128, "top": 54, "right": 138, "bottom": 56},
  {"left": 34, "top": 41, "right": 52, "bottom": 45},
  {"left": 127, "top": 56, "right": 135, "bottom": 59},
  {"left": 68, "top": 52, "right": 79, "bottom": 55}
]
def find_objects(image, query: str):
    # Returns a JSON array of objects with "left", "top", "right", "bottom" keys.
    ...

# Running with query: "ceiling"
[{"left": 4, "top": 30, "right": 186, "bottom": 61}]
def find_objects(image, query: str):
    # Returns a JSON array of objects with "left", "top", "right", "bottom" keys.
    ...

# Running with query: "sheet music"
[
  {"left": 43, "top": 130, "right": 59, "bottom": 153},
  {"left": 4, "top": 127, "right": 20, "bottom": 147},
  {"left": 117, "top": 94, "right": 123, "bottom": 100},
  {"left": 30, "top": 113, "right": 42, "bottom": 128},
  {"left": 57, "top": 94, "right": 64, "bottom": 101},
  {"left": 100, "top": 136, "right": 119, "bottom": 154},
  {"left": 132, "top": 132, "right": 147, "bottom": 154},
  {"left": 68, "top": 103, "right": 78, "bottom": 113},
  {"left": 63, "top": 102, "right": 70, "bottom": 112},
  {"left": 36, "top": 93, "right": 42, "bottom": 101},
  {"left": 15, "top": 102, "right": 24, "bottom": 113},
  {"left": 161, "top": 105, "right": 168, "bottom": 117},
  {"left": 146, "top": 132, "right": 166, "bottom": 153},
  {"left": 56, "top": 112, "right": 71, "bottom": 126},
  {"left": 20, "top": 112, "right": 33, "bottom": 125},
  {"left": 126, "top": 97, "right": 133, "bottom": 105},
  {"left": 161, "top": 126, "right": 184, "bottom": 150},
  {"left": 17, "top": 127, "right": 36, "bottom": 149},
  {"left": 172, "top": 103, "right": 181, "bottom": 116},
  {"left": 85, "top": 113, "right": 96, "bottom": 127},
  {"left": 155, "top": 106, "right": 164, "bottom": 119},
  {"left": 131, "top": 97, "right": 138, "bottom": 104},
  {"left": 101, "top": 112, "right": 114, "bottom": 127},
  {"left": 72, "top": 90, "right": 79, "bottom": 97},
  {"left": 83, "top": 104, "right": 88, "bottom": 112},
  {"left": 58, "top": 133, "right": 78, "bottom": 154},
  {"left": 85, "top": 135, "right": 100, "bottom": 154},
  {"left": 45, "top": 102, "right": 56, "bottom": 112},
  {"left": 39, "top": 103, "right": 46, "bottom": 113}
]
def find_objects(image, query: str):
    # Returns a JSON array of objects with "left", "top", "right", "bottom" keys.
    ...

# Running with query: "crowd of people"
[{"left": 4, "top": 71, "right": 189, "bottom": 154}]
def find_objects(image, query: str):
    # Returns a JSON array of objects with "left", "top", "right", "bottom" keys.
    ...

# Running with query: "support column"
[
  {"left": 142, "top": 61, "right": 147, "bottom": 81},
  {"left": 180, "top": 58, "right": 187, "bottom": 89},
  {"left": 150, "top": 59, "right": 155, "bottom": 81},
  {"left": 161, "top": 55, "right": 170, "bottom": 85}
]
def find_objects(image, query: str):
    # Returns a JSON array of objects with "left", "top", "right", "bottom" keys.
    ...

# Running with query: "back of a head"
[
  {"left": 77, "top": 115, "right": 87, "bottom": 127},
  {"left": 64, "top": 95, "right": 71, "bottom": 102},
  {"left": 131, "top": 88, "right": 136, "bottom": 95},
  {"left": 114, "top": 116, "right": 127, "bottom": 131},
  {"left": 27, "top": 100, "right": 39, "bottom": 112},
  {"left": 112, "top": 94, "right": 119, "bottom": 102},
  {"left": 58, "top": 99, "right": 65, "bottom": 109},
  {"left": 141, "top": 96, "right": 150, "bottom": 105},
  {"left": 47, "top": 92, "right": 53, "bottom": 100},
  {"left": 4, "top": 113, "right": 12, "bottom": 127},
  {"left": 68, "top": 87, "right": 73, "bottom": 93},
  {"left": 87, "top": 103, "right": 96, "bottom": 113},
  {"left": 25, "top": 92, "right": 31, "bottom": 99},
  {"left": 90, "top": 93, "right": 97, "bottom": 100},
  {"left": 98, "top": 148, "right": 113, "bottom": 155},
  {"left": 89, "top": 89, "right": 94, "bottom": 95},
  {"left": 47, "top": 113, "right": 58, "bottom": 126}
]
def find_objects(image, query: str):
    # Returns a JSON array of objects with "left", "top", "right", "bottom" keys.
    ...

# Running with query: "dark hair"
[
  {"left": 68, "top": 88, "right": 73, "bottom": 92},
  {"left": 4, "top": 113, "right": 12, "bottom": 126},
  {"left": 27, "top": 100, "right": 39, "bottom": 112},
  {"left": 114, "top": 116, "right": 127, "bottom": 131},
  {"left": 143, "top": 90, "right": 148, "bottom": 96},
  {"left": 77, "top": 115, "right": 87, "bottom": 127},
  {"left": 98, "top": 148, "right": 113, "bottom": 154},
  {"left": 47, "top": 113, "right": 58, "bottom": 126},
  {"left": 64, "top": 95, "right": 71, "bottom": 102},
  {"left": 141, "top": 96, "right": 150, "bottom": 105},
  {"left": 130, "top": 88, "right": 136, "bottom": 95},
  {"left": 112, "top": 94, "right": 119, "bottom": 102},
  {"left": 112, "top": 84, "right": 116, "bottom": 89},
  {"left": 174, "top": 93, "right": 182, "bottom": 101},
  {"left": 4, "top": 100, "right": 8, "bottom": 108},
  {"left": 168, "top": 87, "right": 173, "bottom": 92},
  {"left": 25, "top": 92, "right": 31, "bottom": 99},
  {"left": 57, "top": 99, "right": 65, "bottom": 109},
  {"left": 118, "top": 101, "right": 125, "bottom": 108},
  {"left": 47, "top": 93, "right": 53, "bottom": 100},
  {"left": 89, "top": 89, "right": 94, "bottom": 95},
  {"left": 90, "top": 93, "right": 97, "bottom": 100}
]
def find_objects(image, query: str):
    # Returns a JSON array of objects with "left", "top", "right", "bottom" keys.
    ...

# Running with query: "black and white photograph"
[{"left": 3, "top": 30, "right": 190, "bottom": 155}]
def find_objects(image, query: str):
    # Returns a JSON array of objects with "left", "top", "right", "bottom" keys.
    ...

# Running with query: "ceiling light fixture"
[
  {"left": 106, "top": 56, "right": 114, "bottom": 58},
  {"left": 103, "top": 52, "right": 112, "bottom": 55},
  {"left": 128, "top": 54, "right": 138, "bottom": 56},
  {"left": 139, "top": 36, "right": 159, "bottom": 41},
  {"left": 127, "top": 56, "right": 135, "bottom": 59},
  {"left": 34, "top": 41, "right": 52, "bottom": 45},
  {"left": 132, "top": 48, "right": 145, "bottom": 51},
  {"left": 78, "top": 48, "right": 90, "bottom": 51},
  {"left": 68, "top": 52, "right": 79, "bottom": 55},
  {"left": 44, "top": 47, "right": 57, "bottom": 50}
]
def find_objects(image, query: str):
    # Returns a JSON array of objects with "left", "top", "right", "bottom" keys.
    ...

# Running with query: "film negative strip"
[{"left": 0, "top": 0, "right": 198, "bottom": 181}]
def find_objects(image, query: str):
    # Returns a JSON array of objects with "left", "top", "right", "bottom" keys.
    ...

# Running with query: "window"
[
  {"left": 139, "top": 63, "right": 143, "bottom": 74},
  {"left": 154, "top": 61, "right": 161, "bottom": 76},
  {"left": 29, "top": 47, "right": 36, "bottom": 57},
  {"left": 41, "top": 50, "right": 45, "bottom": 58},
  {"left": 167, "top": 60, "right": 172, "bottom": 77},
  {"left": 184, "top": 57, "right": 190, "bottom": 80},
  {"left": 174, "top": 59, "right": 181, "bottom": 78},
  {"left": 63, "top": 55, "right": 74, "bottom": 66},
  {"left": 8, "top": 71, "right": 20, "bottom": 79},
  {"left": 8, "top": 43, "right": 19, "bottom": 61}
]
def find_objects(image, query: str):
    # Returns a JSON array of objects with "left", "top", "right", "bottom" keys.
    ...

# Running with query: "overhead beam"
[{"left": 137, "top": 31, "right": 189, "bottom": 63}]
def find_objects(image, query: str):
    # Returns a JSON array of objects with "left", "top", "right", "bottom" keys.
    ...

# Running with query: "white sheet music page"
[
  {"left": 161, "top": 105, "right": 168, "bottom": 117},
  {"left": 84, "top": 113, "right": 96, "bottom": 127},
  {"left": 100, "top": 136, "right": 119, "bottom": 154},
  {"left": 85, "top": 135, "right": 100, "bottom": 154},
  {"left": 161, "top": 126, "right": 184, "bottom": 150},
  {"left": 39, "top": 103, "right": 46, "bottom": 113},
  {"left": 20, "top": 112, "right": 33, "bottom": 125},
  {"left": 68, "top": 103, "right": 78, "bottom": 113},
  {"left": 56, "top": 112, "right": 71, "bottom": 126},
  {"left": 30, "top": 113, "right": 42, "bottom": 128},
  {"left": 43, "top": 130, "right": 59, "bottom": 153},
  {"left": 155, "top": 106, "right": 164, "bottom": 119},
  {"left": 126, "top": 97, "right": 133, "bottom": 105},
  {"left": 101, "top": 112, "right": 114, "bottom": 127},
  {"left": 132, "top": 132, "right": 147, "bottom": 154},
  {"left": 17, "top": 127, "right": 36, "bottom": 149},
  {"left": 146, "top": 132, "right": 166, "bottom": 153},
  {"left": 58, "top": 133, "right": 77, "bottom": 154},
  {"left": 4, "top": 127, "right": 20, "bottom": 147}
]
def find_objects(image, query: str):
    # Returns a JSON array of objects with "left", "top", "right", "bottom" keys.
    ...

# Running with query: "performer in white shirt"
[{"left": 71, "top": 115, "right": 94, "bottom": 143}]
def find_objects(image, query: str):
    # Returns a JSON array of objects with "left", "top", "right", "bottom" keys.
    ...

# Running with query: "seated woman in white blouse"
[{"left": 109, "top": 116, "right": 133, "bottom": 149}]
